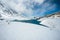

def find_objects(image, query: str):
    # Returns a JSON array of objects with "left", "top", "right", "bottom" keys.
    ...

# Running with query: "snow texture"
[{"left": 0, "top": 18, "right": 60, "bottom": 40}]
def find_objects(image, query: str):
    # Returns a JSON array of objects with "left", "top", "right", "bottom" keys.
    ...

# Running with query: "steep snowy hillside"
[
  {"left": 41, "top": 18, "right": 60, "bottom": 30},
  {"left": 0, "top": 20, "right": 60, "bottom": 40}
]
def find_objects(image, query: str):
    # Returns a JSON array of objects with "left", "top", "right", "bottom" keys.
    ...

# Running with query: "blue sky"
[
  {"left": 16, "top": 0, "right": 60, "bottom": 18},
  {"left": 25, "top": 0, "right": 60, "bottom": 18}
]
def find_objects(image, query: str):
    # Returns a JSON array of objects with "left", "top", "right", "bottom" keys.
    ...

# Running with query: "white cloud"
[
  {"left": 33, "top": 0, "right": 44, "bottom": 4},
  {"left": 0, "top": 0, "right": 44, "bottom": 16},
  {"left": 1, "top": 0, "right": 57, "bottom": 19}
]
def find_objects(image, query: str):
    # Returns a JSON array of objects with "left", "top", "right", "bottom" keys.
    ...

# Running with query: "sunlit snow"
[{"left": 0, "top": 0, "right": 60, "bottom": 40}]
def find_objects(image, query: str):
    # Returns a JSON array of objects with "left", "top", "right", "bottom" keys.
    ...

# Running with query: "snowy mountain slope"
[
  {"left": 0, "top": 16, "right": 60, "bottom": 40},
  {"left": 41, "top": 18, "right": 60, "bottom": 30},
  {"left": 0, "top": 20, "right": 60, "bottom": 40},
  {"left": 0, "top": 13, "right": 60, "bottom": 40}
]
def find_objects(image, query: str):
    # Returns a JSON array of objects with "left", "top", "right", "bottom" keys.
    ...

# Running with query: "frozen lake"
[{"left": 0, "top": 19, "right": 60, "bottom": 40}]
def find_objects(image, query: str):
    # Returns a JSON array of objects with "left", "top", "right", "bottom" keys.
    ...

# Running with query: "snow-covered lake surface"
[{"left": 0, "top": 18, "right": 60, "bottom": 40}]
